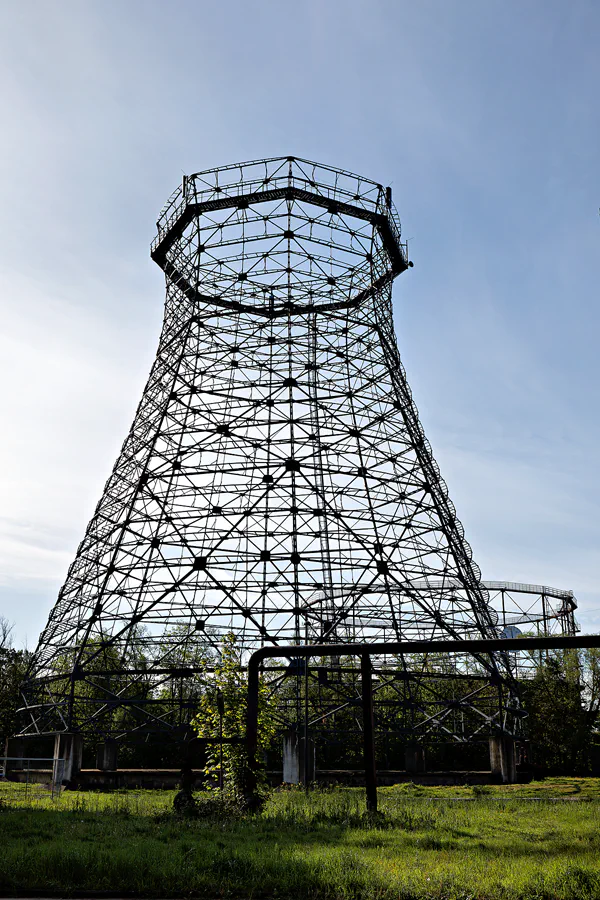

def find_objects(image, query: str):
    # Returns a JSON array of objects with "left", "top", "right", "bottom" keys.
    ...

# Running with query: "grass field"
[{"left": 1, "top": 778, "right": 600, "bottom": 899}]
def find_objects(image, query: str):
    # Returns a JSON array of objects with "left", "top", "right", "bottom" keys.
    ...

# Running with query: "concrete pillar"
[
  {"left": 489, "top": 734, "right": 516, "bottom": 783},
  {"left": 282, "top": 731, "right": 315, "bottom": 784},
  {"left": 514, "top": 739, "right": 529, "bottom": 771},
  {"left": 489, "top": 734, "right": 502, "bottom": 780},
  {"left": 503, "top": 736, "right": 516, "bottom": 783},
  {"left": 53, "top": 733, "right": 83, "bottom": 784},
  {"left": 283, "top": 732, "right": 299, "bottom": 783},
  {"left": 405, "top": 743, "right": 426, "bottom": 774},
  {"left": 96, "top": 740, "right": 118, "bottom": 771},
  {"left": 3, "top": 737, "right": 25, "bottom": 774}
]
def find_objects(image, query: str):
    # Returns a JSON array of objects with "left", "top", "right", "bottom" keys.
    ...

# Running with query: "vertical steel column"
[
  {"left": 244, "top": 659, "right": 260, "bottom": 807},
  {"left": 361, "top": 653, "right": 378, "bottom": 812},
  {"left": 304, "top": 655, "right": 310, "bottom": 791},
  {"left": 217, "top": 690, "right": 224, "bottom": 793}
]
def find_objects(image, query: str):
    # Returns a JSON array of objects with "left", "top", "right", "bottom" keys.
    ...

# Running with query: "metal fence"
[{"left": 0, "top": 757, "right": 61, "bottom": 805}]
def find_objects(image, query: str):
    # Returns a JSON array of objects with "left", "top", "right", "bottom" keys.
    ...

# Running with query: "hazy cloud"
[{"left": 0, "top": 0, "right": 598, "bottom": 644}]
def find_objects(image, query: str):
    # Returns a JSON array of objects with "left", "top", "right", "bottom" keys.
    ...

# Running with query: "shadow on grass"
[{"left": 2, "top": 793, "right": 600, "bottom": 899}]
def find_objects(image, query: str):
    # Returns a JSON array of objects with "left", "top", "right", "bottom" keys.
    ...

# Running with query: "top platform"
[{"left": 151, "top": 156, "right": 409, "bottom": 317}]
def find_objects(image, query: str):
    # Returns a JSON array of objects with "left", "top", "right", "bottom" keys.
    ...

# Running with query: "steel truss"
[{"left": 19, "top": 157, "right": 569, "bottom": 754}]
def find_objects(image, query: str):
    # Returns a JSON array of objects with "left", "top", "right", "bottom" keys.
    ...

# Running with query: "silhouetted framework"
[
  {"left": 20, "top": 157, "right": 553, "bottom": 754},
  {"left": 245, "top": 633, "right": 600, "bottom": 811}
]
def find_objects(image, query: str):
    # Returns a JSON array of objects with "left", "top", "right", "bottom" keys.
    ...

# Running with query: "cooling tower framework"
[{"left": 17, "top": 157, "right": 572, "bottom": 764}]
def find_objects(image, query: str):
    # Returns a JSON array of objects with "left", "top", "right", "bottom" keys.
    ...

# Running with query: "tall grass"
[{"left": 1, "top": 780, "right": 600, "bottom": 898}]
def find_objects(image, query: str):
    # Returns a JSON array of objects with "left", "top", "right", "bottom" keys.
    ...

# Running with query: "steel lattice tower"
[{"left": 22, "top": 157, "right": 509, "bottom": 745}]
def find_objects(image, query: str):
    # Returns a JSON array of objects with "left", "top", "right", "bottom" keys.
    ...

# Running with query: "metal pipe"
[
  {"left": 217, "top": 690, "right": 224, "bottom": 793},
  {"left": 304, "top": 657, "right": 310, "bottom": 791},
  {"left": 244, "top": 651, "right": 261, "bottom": 805},
  {"left": 244, "top": 633, "right": 600, "bottom": 809},
  {"left": 361, "top": 653, "right": 378, "bottom": 812}
]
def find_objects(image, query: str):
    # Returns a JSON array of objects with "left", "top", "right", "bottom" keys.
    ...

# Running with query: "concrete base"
[
  {"left": 283, "top": 731, "right": 315, "bottom": 784},
  {"left": 489, "top": 734, "right": 516, "bottom": 783},
  {"left": 7, "top": 766, "right": 532, "bottom": 790},
  {"left": 7, "top": 768, "right": 205, "bottom": 790},
  {"left": 299, "top": 769, "right": 531, "bottom": 787}
]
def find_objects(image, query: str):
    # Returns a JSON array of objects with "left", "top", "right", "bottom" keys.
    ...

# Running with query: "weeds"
[
  {"left": 1, "top": 779, "right": 600, "bottom": 898},
  {"left": 472, "top": 784, "right": 492, "bottom": 796}
]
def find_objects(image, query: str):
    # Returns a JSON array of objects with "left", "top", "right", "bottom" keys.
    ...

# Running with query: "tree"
[
  {"left": 0, "top": 616, "right": 13, "bottom": 651},
  {"left": 0, "top": 618, "right": 30, "bottom": 749},
  {"left": 521, "top": 651, "right": 591, "bottom": 774},
  {"left": 192, "top": 633, "right": 276, "bottom": 804},
  {"left": 580, "top": 647, "right": 600, "bottom": 728},
  {"left": 154, "top": 621, "right": 216, "bottom": 712}
]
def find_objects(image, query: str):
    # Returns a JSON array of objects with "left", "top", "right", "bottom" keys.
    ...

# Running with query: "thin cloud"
[{"left": 0, "top": 0, "right": 598, "bottom": 645}]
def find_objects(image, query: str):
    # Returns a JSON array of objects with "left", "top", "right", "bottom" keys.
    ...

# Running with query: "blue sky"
[{"left": 0, "top": 0, "right": 598, "bottom": 647}]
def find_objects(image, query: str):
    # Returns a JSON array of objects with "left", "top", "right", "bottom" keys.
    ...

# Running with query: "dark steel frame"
[
  {"left": 246, "top": 633, "right": 600, "bottom": 810},
  {"left": 16, "top": 157, "right": 568, "bottom": 753}
]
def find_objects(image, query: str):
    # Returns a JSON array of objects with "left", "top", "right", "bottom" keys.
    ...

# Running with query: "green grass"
[{"left": 2, "top": 779, "right": 600, "bottom": 898}]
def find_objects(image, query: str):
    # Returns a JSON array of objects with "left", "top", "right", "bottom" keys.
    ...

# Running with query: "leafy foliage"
[
  {"left": 0, "top": 647, "right": 30, "bottom": 750},
  {"left": 192, "top": 633, "right": 276, "bottom": 804},
  {"left": 522, "top": 650, "right": 598, "bottom": 774}
]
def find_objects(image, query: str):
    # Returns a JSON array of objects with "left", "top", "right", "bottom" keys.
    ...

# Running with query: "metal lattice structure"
[
  {"left": 487, "top": 582, "right": 578, "bottom": 638},
  {"left": 22, "top": 156, "right": 519, "bottom": 746}
]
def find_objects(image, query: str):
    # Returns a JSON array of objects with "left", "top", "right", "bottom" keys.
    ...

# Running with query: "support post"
[
  {"left": 244, "top": 656, "right": 261, "bottom": 808},
  {"left": 405, "top": 742, "right": 426, "bottom": 774},
  {"left": 95, "top": 739, "right": 118, "bottom": 772},
  {"left": 489, "top": 734, "right": 502, "bottom": 781},
  {"left": 283, "top": 730, "right": 315, "bottom": 784},
  {"left": 503, "top": 735, "right": 516, "bottom": 783},
  {"left": 217, "top": 690, "right": 224, "bottom": 793},
  {"left": 489, "top": 734, "right": 516, "bottom": 784},
  {"left": 515, "top": 739, "right": 530, "bottom": 772},
  {"left": 361, "top": 653, "right": 378, "bottom": 813},
  {"left": 53, "top": 733, "right": 83, "bottom": 785},
  {"left": 283, "top": 730, "right": 300, "bottom": 784}
]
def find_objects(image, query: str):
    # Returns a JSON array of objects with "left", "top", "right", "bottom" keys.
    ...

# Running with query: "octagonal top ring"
[{"left": 151, "top": 156, "right": 409, "bottom": 317}]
